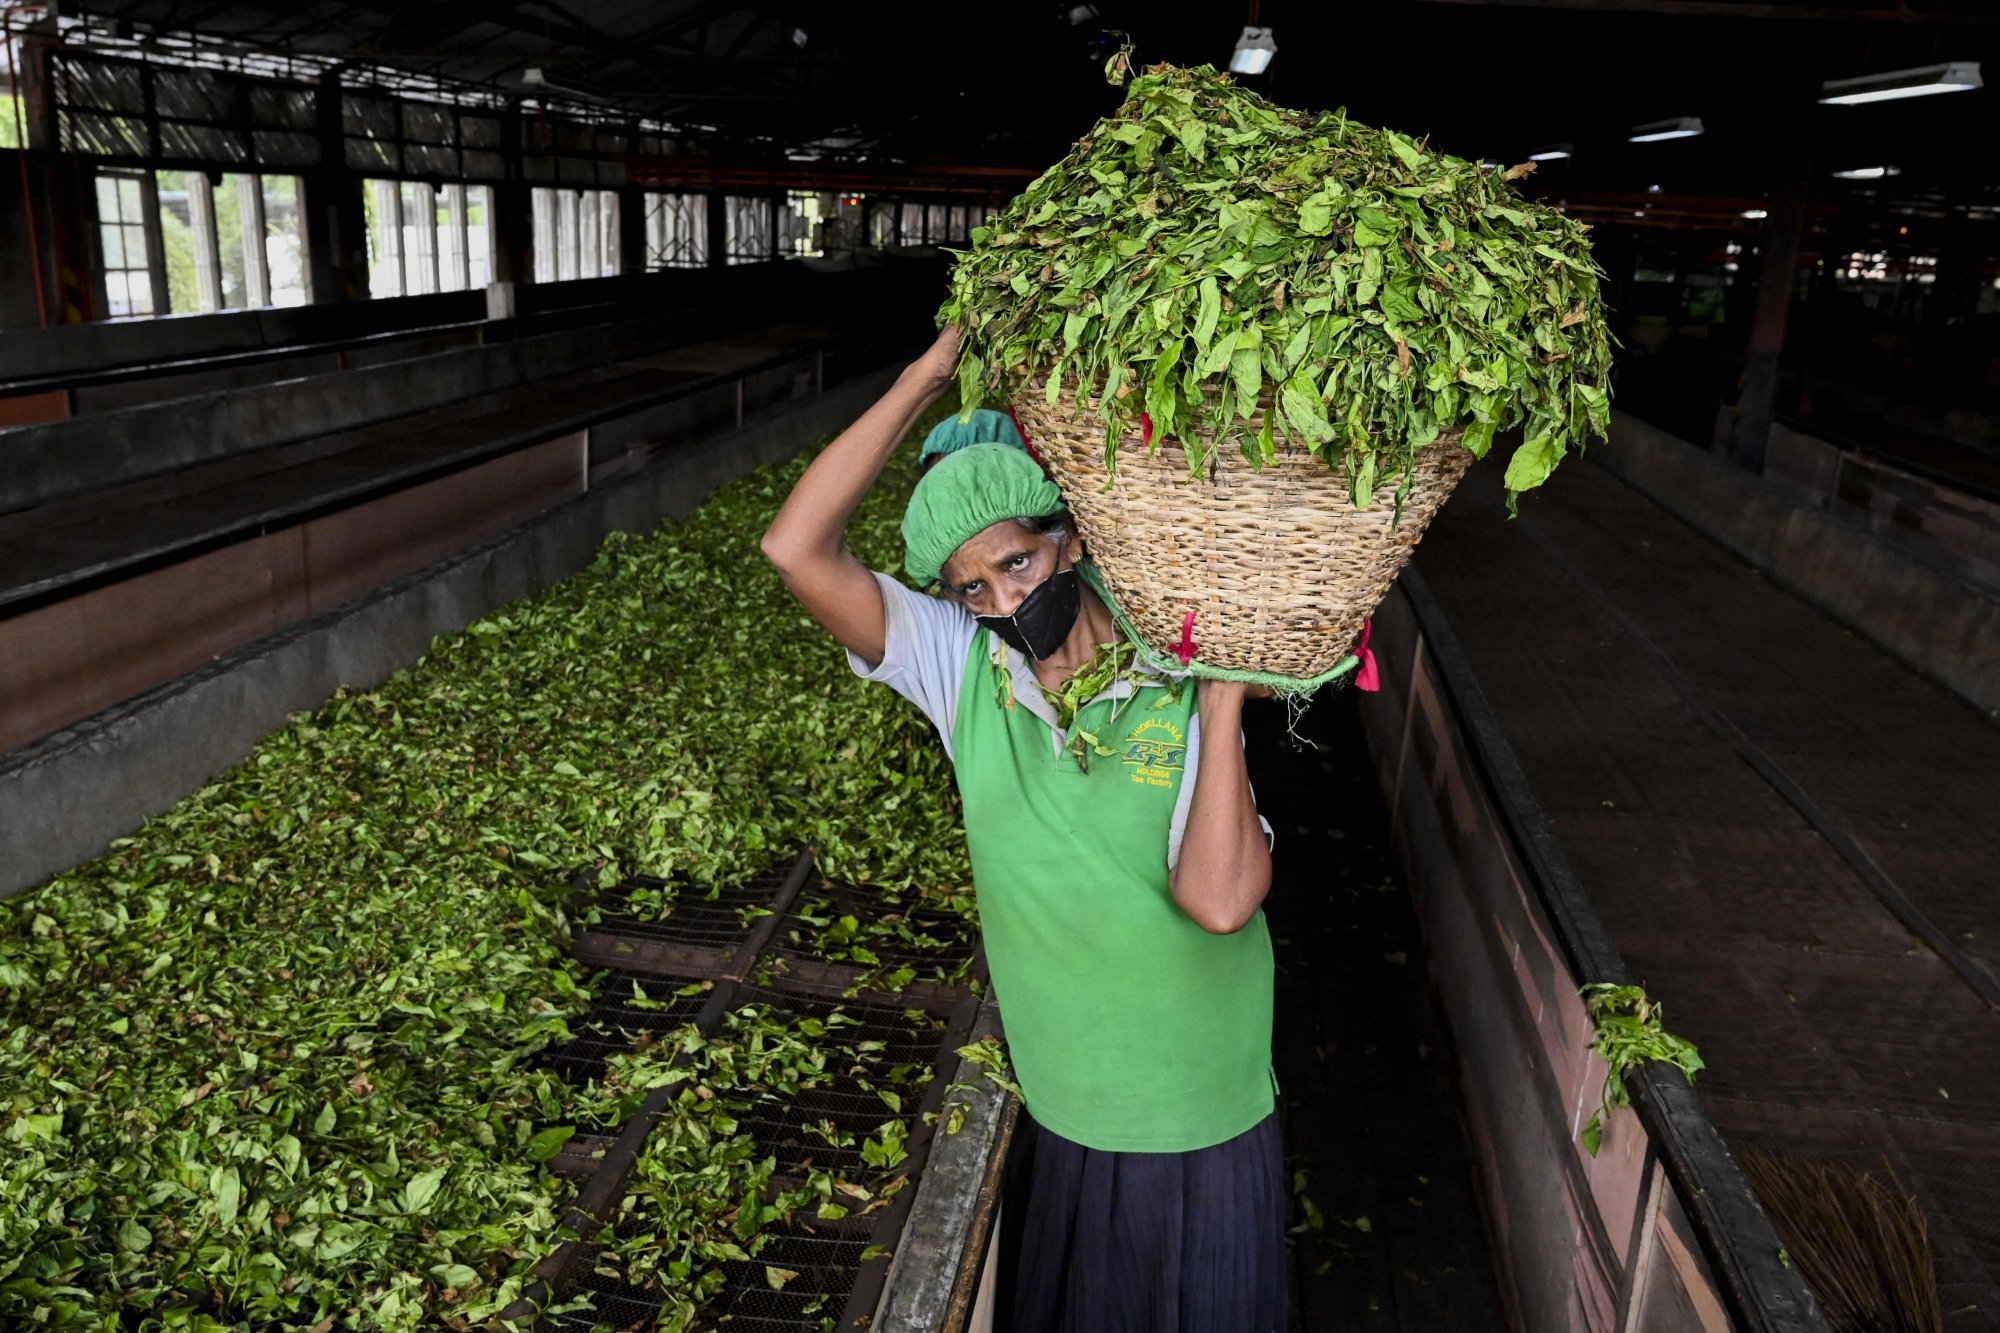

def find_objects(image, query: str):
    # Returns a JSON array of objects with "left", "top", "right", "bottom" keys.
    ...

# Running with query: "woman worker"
[
  {"left": 917, "top": 405, "right": 1035, "bottom": 470},
  {"left": 760, "top": 324, "right": 1285, "bottom": 1333}
]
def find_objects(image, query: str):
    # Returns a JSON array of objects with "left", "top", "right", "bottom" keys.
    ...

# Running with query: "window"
[
  {"left": 0, "top": 89, "right": 22, "bottom": 150},
  {"left": 367, "top": 178, "right": 494, "bottom": 298},
  {"left": 725, "top": 195, "right": 776, "bottom": 265},
  {"left": 781, "top": 190, "right": 825, "bottom": 258},
  {"left": 436, "top": 183, "right": 494, "bottom": 291},
  {"left": 262, "top": 176, "right": 309, "bottom": 306},
  {"left": 532, "top": 186, "right": 619, "bottom": 283},
  {"left": 401, "top": 180, "right": 439, "bottom": 294},
  {"left": 644, "top": 191, "right": 707, "bottom": 269},
  {"left": 898, "top": 201, "right": 925, "bottom": 246},
  {"left": 826, "top": 193, "right": 866, "bottom": 253},
  {"left": 343, "top": 91, "right": 503, "bottom": 184},
  {"left": 155, "top": 169, "right": 309, "bottom": 314},
  {"left": 95, "top": 170, "right": 158, "bottom": 317},
  {"left": 867, "top": 201, "right": 896, "bottom": 248}
]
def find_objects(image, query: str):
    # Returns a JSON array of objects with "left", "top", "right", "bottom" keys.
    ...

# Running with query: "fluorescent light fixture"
[
  {"left": 1820, "top": 61, "right": 1981, "bottom": 106},
  {"left": 1628, "top": 116, "right": 1703, "bottom": 143},
  {"left": 519, "top": 67, "right": 617, "bottom": 105},
  {"left": 1066, "top": 3, "right": 1100, "bottom": 23},
  {"left": 1742, "top": 209, "right": 1769, "bottom": 219},
  {"left": 1831, "top": 166, "right": 1902, "bottom": 180},
  {"left": 791, "top": 26, "right": 809, "bottom": 48},
  {"left": 1529, "top": 144, "right": 1573, "bottom": 161},
  {"left": 1646, "top": 183, "right": 1663, "bottom": 193},
  {"left": 1230, "top": 25, "right": 1276, "bottom": 75}
]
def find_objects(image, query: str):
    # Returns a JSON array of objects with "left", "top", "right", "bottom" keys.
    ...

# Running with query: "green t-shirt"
[{"left": 849, "top": 573, "right": 1275, "bottom": 1152}]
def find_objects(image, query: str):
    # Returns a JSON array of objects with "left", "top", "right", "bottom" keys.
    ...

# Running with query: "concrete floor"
[{"left": 1416, "top": 453, "right": 2000, "bottom": 1331}]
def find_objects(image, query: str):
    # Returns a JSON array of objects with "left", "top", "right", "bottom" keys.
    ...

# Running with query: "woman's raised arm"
[{"left": 760, "top": 325, "right": 960, "bottom": 667}]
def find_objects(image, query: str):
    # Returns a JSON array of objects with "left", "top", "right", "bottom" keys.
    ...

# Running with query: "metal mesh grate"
[
  {"left": 709, "top": 1233, "right": 875, "bottom": 1327},
  {"left": 775, "top": 881, "right": 980, "bottom": 971},
  {"left": 587, "top": 869, "right": 795, "bottom": 948},
  {"left": 551, "top": 1230, "right": 871, "bottom": 1332},
  {"left": 722, "top": 987, "right": 946, "bottom": 1178},
  {"left": 544, "top": 987, "right": 953, "bottom": 1330},
  {"left": 538, "top": 971, "right": 712, "bottom": 1085}
]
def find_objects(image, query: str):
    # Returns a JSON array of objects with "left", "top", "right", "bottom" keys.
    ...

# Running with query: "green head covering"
[
  {"left": 902, "top": 442, "right": 1063, "bottom": 586},
  {"left": 917, "top": 408, "right": 1029, "bottom": 466}
]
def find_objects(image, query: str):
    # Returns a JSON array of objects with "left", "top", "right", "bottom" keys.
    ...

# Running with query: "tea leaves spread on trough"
[
  {"left": 0, "top": 434, "right": 970, "bottom": 1330},
  {"left": 942, "top": 63, "right": 1614, "bottom": 507}
]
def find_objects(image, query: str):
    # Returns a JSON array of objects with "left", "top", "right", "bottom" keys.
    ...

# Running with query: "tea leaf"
[{"left": 941, "top": 63, "right": 1612, "bottom": 505}]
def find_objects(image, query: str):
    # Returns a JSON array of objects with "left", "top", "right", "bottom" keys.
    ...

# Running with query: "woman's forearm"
[
  {"left": 1169, "top": 682, "right": 1272, "bottom": 934},
  {"left": 760, "top": 326, "right": 958, "bottom": 664}
]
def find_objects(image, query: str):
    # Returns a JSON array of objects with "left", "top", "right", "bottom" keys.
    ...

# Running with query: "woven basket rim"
[
  {"left": 1015, "top": 378, "right": 1469, "bottom": 472},
  {"left": 1012, "top": 386, "right": 1475, "bottom": 683}
]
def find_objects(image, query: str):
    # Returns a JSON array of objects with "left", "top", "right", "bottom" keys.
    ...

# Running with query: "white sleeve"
[
  {"left": 846, "top": 571, "right": 978, "bottom": 761},
  {"left": 1167, "top": 712, "right": 1277, "bottom": 871}
]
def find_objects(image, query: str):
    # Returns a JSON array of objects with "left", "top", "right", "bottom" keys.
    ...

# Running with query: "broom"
[{"left": 1738, "top": 1149, "right": 1941, "bottom": 1333}]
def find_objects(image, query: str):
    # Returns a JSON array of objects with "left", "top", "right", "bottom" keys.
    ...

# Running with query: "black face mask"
[{"left": 978, "top": 549, "right": 1081, "bottom": 662}]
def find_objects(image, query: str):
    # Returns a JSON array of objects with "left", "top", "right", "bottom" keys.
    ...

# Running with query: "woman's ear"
[{"left": 1064, "top": 530, "right": 1086, "bottom": 566}]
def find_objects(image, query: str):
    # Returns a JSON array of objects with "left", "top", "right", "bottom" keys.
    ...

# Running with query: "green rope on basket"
[{"left": 1077, "top": 561, "right": 1360, "bottom": 698}]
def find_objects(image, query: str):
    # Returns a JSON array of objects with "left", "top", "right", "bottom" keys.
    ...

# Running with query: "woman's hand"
[
  {"left": 899, "top": 324, "right": 962, "bottom": 403},
  {"left": 1198, "top": 679, "right": 1272, "bottom": 705}
]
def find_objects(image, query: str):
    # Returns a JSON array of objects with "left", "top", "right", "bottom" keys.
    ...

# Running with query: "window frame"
[{"left": 93, "top": 167, "right": 167, "bottom": 319}]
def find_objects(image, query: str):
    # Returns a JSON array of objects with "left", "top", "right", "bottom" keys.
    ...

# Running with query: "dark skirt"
[{"left": 995, "top": 1111, "right": 1288, "bottom": 1333}]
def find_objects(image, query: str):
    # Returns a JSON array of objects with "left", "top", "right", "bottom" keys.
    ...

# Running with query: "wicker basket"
[{"left": 1013, "top": 384, "right": 1474, "bottom": 682}]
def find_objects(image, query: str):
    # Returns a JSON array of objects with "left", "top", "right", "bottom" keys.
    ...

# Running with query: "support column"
[
  {"left": 1732, "top": 134, "right": 1812, "bottom": 473},
  {"left": 488, "top": 108, "right": 534, "bottom": 287},
  {"left": 706, "top": 190, "right": 727, "bottom": 268},
  {"left": 619, "top": 182, "right": 646, "bottom": 276},
  {"left": 303, "top": 76, "right": 368, "bottom": 302},
  {"left": 22, "top": 28, "right": 98, "bottom": 324}
]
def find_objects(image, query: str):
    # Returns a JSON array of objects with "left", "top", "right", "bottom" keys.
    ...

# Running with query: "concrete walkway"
[{"left": 1414, "top": 449, "right": 2000, "bottom": 1329}]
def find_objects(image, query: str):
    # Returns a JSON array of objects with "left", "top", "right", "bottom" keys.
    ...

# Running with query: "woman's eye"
[{"left": 1005, "top": 555, "right": 1029, "bottom": 572}]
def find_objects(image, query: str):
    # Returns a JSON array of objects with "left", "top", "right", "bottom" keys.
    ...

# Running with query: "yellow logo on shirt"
[{"left": 1122, "top": 718, "right": 1186, "bottom": 789}]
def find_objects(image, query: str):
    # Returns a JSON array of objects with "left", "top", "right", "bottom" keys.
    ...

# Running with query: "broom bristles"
[{"left": 1739, "top": 1149, "right": 1941, "bottom": 1333}]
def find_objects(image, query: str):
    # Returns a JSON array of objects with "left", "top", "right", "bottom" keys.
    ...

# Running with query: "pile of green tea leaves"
[
  {"left": 941, "top": 62, "right": 1613, "bottom": 505},
  {"left": 0, "top": 430, "right": 970, "bottom": 1331}
]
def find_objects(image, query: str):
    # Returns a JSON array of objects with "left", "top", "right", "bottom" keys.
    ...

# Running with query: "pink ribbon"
[
  {"left": 1005, "top": 405, "right": 1043, "bottom": 467},
  {"left": 1355, "top": 618, "right": 1380, "bottom": 692},
  {"left": 1175, "top": 608, "right": 1199, "bottom": 666}
]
